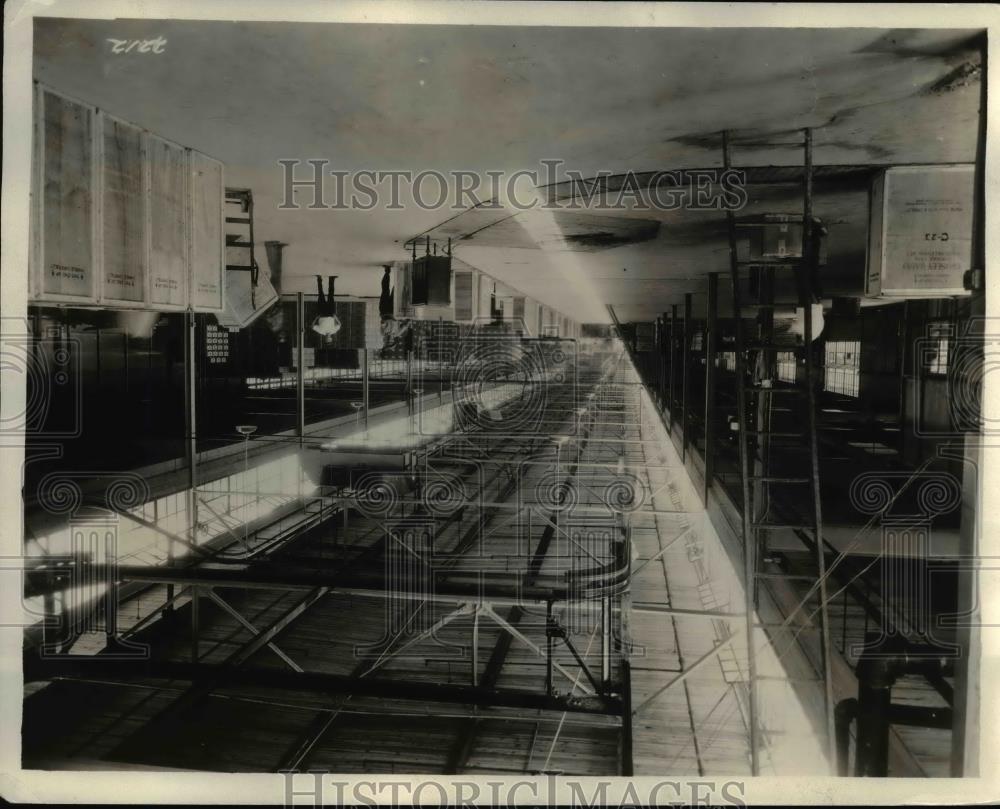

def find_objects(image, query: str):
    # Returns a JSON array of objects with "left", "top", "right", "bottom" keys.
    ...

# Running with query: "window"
[
  {"left": 824, "top": 340, "right": 860, "bottom": 397},
  {"left": 777, "top": 351, "right": 796, "bottom": 383},
  {"left": 720, "top": 351, "right": 736, "bottom": 371},
  {"left": 926, "top": 322, "right": 951, "bottom": 376}
]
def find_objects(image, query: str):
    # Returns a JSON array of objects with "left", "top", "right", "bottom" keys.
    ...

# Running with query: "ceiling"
[{"left": 34, "top": 19, "right": 983, "bottom": 323}]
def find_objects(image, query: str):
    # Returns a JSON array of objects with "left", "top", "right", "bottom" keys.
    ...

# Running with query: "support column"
[
  {"left": 655, "top": 316, "right": 663, "bottom": 406},
  {"left": 621, "top": 659, "right": 633, "bottom": 776},
  {"left": 682, "top": 293, "right": 692, "bottom": 461},
  {"left": 362, "top": 348, "right": 370, "bottom": 429},
  {"left": 723, "top": 129, "right": 760, "bottom": 775},
  {"left": 951, "top": 300, "right": 984, "bottom": 776},
  {"left": 952, "top": 38, "right": 987, "bottom": 772},
  {"left": 601, "top": 595, "right": 612, "bottom": 688},
  {"left": 296, "top": 292, "right": 305, "bottom": 444},
  {"left": 659, "top": 312, "right": 670, "bottom": 413},
  {"left": 704, "top": 274, "right": 718, "bottom": 502},
  {"left": 669, "top": 305, "right": 678, "bottom": 431},
  {"left": 190, "top": 585, "right": 200, "bottom": 663},
  {"left": 180, "top": 311, "right": 198, "bottom": 610},
  {"left": 406, "top": 350, "right": 414, "bottom": 415}
]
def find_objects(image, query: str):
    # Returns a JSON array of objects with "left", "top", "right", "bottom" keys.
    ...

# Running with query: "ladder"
[
  {"left": 722, "top": 128, "right": 836, "bottom": 774},
  {"left": 225, "top": 188, "right": 260, "bottom": 306}
]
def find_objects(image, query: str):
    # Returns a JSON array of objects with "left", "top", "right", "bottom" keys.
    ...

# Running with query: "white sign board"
[
  {"left": 35, "top": 86, "right": 97, "bottom": 304},
  {"left": 148, "top": 135, "right": 189, "bottom": 309},
  {"left": 31, "top": 82, "right": 225, "bottom": 312},
  {"left": 866, "top": 164, "right": 974, "bottom": 297},
  {"left": 189, "top": 152, "right": 225, "bottom": 311}
]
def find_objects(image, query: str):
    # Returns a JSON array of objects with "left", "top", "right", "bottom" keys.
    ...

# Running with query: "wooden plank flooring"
[{"left": 24, "top": 347, "right": 943, "bottom": 777}]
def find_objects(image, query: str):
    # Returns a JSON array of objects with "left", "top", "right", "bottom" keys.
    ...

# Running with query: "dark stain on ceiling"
[{"left": 563, "top": 219, "right": 661, "bottom": 250}]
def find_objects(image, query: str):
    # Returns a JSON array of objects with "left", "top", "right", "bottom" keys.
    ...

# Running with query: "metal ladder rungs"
[{"left": 723, "top": 127, "right": 833, "bottom": 778}]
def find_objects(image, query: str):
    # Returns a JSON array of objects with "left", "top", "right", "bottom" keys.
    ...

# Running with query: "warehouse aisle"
[{"left": 618, "top": 365, "right": 829, "bottom": 775}]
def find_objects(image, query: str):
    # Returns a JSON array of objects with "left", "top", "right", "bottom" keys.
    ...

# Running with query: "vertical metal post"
[
  {"left": 438, "top": 316, "right": 444, "bottom": 401},
  {"left": 190, "top": 585, "right": 200, "bottom": 663},
  {"left": 654, "top": 317, "right": 662, "bottom": 405},
  {"left": 723, "top": 130, "right": 760, "bottom": 775},
  {"left": 527, "top": 508, "right": 532, "bottom": 557},
  {"left": 661, "top": 312, "right": 669, "bottom": 409},
  {"left": 185, "top": 311, "right": 198, "bottom": 492},
  {"left": 406, "top": 350, "right": 414, "bottom": 415},
  {"left": 802, "top": 127, "right": 836, "bottom": 759},
  {"left": 952, "top": 429, "right": 983, "bottom": 776},
  {"left": 621, "top": 659, "right": 633, "bottom": 776},
  {"left": 362, "top": 348, "right": 370, "bottom": 429},
  {"left": 43, "top": 592, "right": 57, "bottom": 653},
  {"left": 952, "top": 40, "right": 986, "bottom": 773},
  {"left": 545, "top": 600, "right": 554, "bottom": 696},
  {"left": 668, "top": 307, "right": 677, "bottom": 431},
  {"left": 601, "top": 595, "right": 611, "bottom": 688},
  {"left": 104, "top": 530, "right": 118, "bottom": 645},
  {"left": 856, "top": 681, "right": 891, "bottom": 777},
  {"left": 682, "top": 293, "right": 692, "bottom": 461},
  {"left": 704, "top": 274, "right": 719, "bottom": 502},
  {"left": 471, "top": 606, "right": 479, "bottom": 686},
  {"left": 897, "top": 301, "right": 909, "bottom": 445},
  {"left": 180, "top": 311, "right": 198, "bottom": 610},
  {"left": 296, "top": 292, "right": 305, "bottom": 445}
]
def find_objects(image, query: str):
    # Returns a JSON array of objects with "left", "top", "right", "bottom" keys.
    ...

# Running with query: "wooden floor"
[
  {"left": 23, "top": 349, "right": 629, "bottom": 775},
  {"left": 626, "top": 390, "right": 755, "bottom": 775},
  {"left": 23, "top": 346, "right": 947, "bottom": 776}
]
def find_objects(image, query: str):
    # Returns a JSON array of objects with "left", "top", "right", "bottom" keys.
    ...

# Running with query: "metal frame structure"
[
  {"left": 722, "top": 128, "right": 836, "bottom": 773},
  {"left": 24, "top": 334, "right": 665, "bottom": 775}
]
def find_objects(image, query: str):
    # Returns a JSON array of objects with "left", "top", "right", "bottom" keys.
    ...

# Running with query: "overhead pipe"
[{"left": 838, "top": 636, "right": 955, "bottom": 776}]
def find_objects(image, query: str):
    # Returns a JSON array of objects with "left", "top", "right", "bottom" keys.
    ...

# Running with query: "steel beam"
[
  {"left": 360, "top": 602, "right": 474, "bottom": 678},
  {"left": 479, "top": 603, "right": 596, "bottom": 696},
  {"left": 203, "top": 588, "right": 302, "bottom": 671},
  {"left": 35, "top": 658, "right": 620, "bottom": 716}
]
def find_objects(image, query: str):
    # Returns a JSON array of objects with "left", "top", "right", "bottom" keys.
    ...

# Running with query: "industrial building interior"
[{"left": 15, "top": 17, "right": 987, "bottom": 781}]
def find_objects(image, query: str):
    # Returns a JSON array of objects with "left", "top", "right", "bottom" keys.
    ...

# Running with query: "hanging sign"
[{"left": 866, "top": 165, "right": 974, "bottom": 297}]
